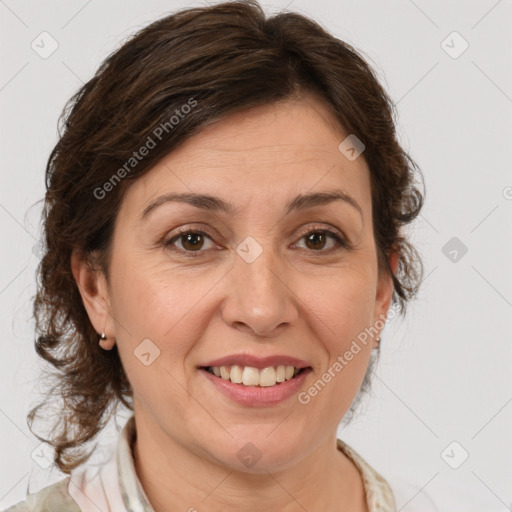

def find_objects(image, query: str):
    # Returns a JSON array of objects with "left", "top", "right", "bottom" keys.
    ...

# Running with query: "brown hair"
[{"left": 29, "top": 0, "right": 424, "bottom": 473}]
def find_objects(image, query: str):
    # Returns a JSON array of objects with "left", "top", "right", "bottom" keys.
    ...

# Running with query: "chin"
[{"left": 205, "top": 430, "right": 305, "bottom": 474}]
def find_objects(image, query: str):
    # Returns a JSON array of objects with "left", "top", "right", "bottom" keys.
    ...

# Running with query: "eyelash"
[{"left": 163, "top": 225, "right": 350, "bottom": 259}]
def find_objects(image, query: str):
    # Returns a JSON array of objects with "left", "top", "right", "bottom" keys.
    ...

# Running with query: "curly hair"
[{"left": 28, "top": 0, "right": 425, "bottom": 474}]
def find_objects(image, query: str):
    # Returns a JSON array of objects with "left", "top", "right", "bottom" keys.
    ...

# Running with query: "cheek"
[
  {"left": 111, "top": 254, "right": 194, "bottom": 333},
  {"left": 110, "top": 257, "right": 225, "bottom": 370},
  {"left": 109, "top": 265, "right": 209, "bottom": 414},
  {"left": 301, "top": 271, "right": 375, "bottom": 393},
  {"left": 302, "top": 265, "right": 376, "bottom": 337}
]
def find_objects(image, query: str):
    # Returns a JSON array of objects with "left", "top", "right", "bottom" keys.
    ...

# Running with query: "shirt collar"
[{"left": 116, "top": 415, "right": 155, "bottom": 512}]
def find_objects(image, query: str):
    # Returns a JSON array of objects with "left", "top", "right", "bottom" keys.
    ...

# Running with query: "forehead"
[{"left": 121, "top": 96, "right": 371, "bottom": 219}]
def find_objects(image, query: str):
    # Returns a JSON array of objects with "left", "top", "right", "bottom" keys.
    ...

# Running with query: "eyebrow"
[{"left": 138, "top": 188, "right": 363, "bottom": 223}]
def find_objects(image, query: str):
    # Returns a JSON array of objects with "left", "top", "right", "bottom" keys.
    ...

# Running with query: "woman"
[{"left": 6, "top": 1, "right": 424, "bottom": 511}]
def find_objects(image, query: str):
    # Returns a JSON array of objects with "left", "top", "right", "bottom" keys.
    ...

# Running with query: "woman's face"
[{"left": 78, "top": 94, "right": 396, "bottom": 471}]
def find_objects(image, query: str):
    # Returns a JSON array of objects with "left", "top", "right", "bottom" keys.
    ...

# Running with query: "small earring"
[
  {"left": 376, "top": 336, "right": 381, "bottom": 342},
  {"left": 99, "top": 331, "right": 109, "bottom": 348},
  {"left": 99, "top": 331, "right": 115, "bottom": 350}
]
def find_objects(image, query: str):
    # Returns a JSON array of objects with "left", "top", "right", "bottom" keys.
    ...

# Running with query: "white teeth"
[
  {"left": 230, "top": 365, "right": 243, "bottom": 384},
  {"left": 242, "top": 367, "right": 260, "bottom": 386},
  {"left": 259, "top": 367, "right": 277, "bottom": 387},
  {"left": 209, "top": 365, "right": 303, "bottom": 386}
]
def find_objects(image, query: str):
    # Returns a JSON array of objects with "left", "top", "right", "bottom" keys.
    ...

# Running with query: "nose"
[{"left": 220, "top": 243, "right": 299, "bottom": 338}]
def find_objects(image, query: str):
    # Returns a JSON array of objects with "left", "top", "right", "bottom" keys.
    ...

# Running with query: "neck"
[{"left": 130, "top": 414, "right": 367, "bottom": 512}]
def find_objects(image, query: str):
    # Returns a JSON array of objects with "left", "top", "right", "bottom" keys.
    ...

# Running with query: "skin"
[{"left": 72, "top": 93, "right": 399, "bottom": 512}]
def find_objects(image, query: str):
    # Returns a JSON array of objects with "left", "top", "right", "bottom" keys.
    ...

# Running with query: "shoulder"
[
  {"left": 337, "top": 438, "right": 396, "bottom": 511},
  {"left": 3, "top": 477, "right": 81, "bottom": 512}
]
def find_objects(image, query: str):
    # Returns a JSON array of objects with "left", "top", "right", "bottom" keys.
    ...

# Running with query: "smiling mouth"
[{"left": 200, "top": 365, "right": 310, "bottom": 387}]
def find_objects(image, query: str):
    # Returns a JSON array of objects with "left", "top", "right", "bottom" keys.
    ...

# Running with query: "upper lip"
[{"left": 200, "top": 354, "right": 311, "bottom": 370}]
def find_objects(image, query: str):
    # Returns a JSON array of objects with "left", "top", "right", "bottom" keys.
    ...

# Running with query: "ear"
[
  {"left": 372, "top": 248, "right": 400, "bottom": 349},
  {"left": 71, "top": 249, "right": 115, "bottom": 349}
]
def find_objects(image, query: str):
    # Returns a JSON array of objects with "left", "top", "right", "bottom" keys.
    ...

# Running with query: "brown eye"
[
  {"left": 296, "top": 229, "right": 347, "bottom": 252},
  {"left": 180, "top": 232, "right": 205, "bottom": 251},
  {"left": 165, "top": 229, "right": 216, "bottom": 256},
  {"left": 305, "top": 231, "right": 327, "bottom": 250}
]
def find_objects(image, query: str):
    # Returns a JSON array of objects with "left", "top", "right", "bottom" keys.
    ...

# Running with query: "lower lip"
[{"left": 199, "top": 368, "right": 312, "bottom": 407}]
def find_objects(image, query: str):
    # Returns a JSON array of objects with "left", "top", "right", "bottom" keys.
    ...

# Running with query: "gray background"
[{"left": 1, "top": 0, "right": 511, "bottom": 510}]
